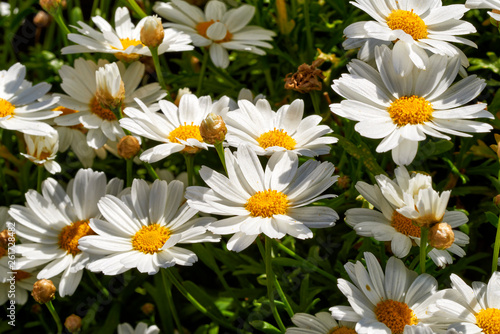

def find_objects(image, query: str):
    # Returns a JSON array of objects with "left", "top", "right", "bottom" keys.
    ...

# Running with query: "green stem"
[
  {"left": 273, "top": 274, "right": 294, "bottom": 318},
  {"left": 214, "top": 142, "right": 227, "bottom": 175},
  {"left": 37, "top": 165, "right": 44, "bottom": 193},
  {"left": 161, "top": 269, "right": 183, "bottom": 333},
  {"left": 126, "top": 158, "right": 133, "bottom": 188},
  {"left": 265, "top": 236, "right": 286, "bottom": 332},
  {"left": 310, "top": 91, "right": 321, "bottom": 115},
  {"left": 53, "top": 9, "right": 71, "bottom": 41},
  {"left": 150, "top": 46, "right": 167, "bottom": 92},
  {"left": 492, "top": 214, "right": 500, "bottom": 274},
  {"left": 420, "top": 227, "right": 429, "bottom": 274},
  {"left": 87, "top": 271, "right": 110, "bottom": 298},
  {"left": 144, "top": 162, "right": 159, "bottom": 180},
  {"left": 184, "top": 153, "right": 195, "bottom": 187},
  {"left": 127, "top": 0, "right": 147, "bottom": 18},
  {"left": 45, "top": 300, "right": 63, "bottom": 334},
  {"left": 197, "top": 50, "right": 209, "bottom": 96}
]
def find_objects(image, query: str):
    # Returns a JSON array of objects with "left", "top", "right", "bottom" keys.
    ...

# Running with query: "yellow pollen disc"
[
  {"left": 58, "top": 220, "right": 96, "bottom": 256},
  {"left": 131, "top": 224, "right": 171, "bottom": 255},
  {"left": 195, "top": 20, "right": 233, "bottom": 43},
  {"left": 257, "top": 128, "right": 297, "bottom": 150},
  {"left": 388, "top": 95, "right": 433, "bottom": 127},
  {"left": 168, "top": 122, "right": 204, "bottom": 154},
  {"left": 386, "top": 9, "right": 428, "bottom": 40},
  {"left": 391, "top": 211, "right": 421, "bottom": 237},
  {"left": 89, "top": 96, "right": 118, "bottom": 121},
  {"left": 329, "top": 327, "right": 357, "bottom": 334},
  {"left": 245, "top": 189, "right": 288, "bottom": 218},
  {"left": 0, "top": 98, "right": 15, "bottom": 119},
  {"left": 375, "top": 299, "right": 418, "bottom": 334},
  {"left": 476, "top": 308, "right": 500, "bottom": 334},
  {"left": 14, "top": 270, "right": 32, "bottom": 282},
  {"left": 112, "top": 38, "right": 144, "bottom": 62}
]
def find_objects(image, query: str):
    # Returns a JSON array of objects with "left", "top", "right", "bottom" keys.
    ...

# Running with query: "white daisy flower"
[
  {"left": 437, "top": 272, "right": 500, "bottom": 334},
  {"left": 228, "top": 88, "right": 266, "bottom": 110},
  {"left": 331, "top": 45, "right": 493, "bottom": 166},
  {"left": 78, "top": 179, "right": 220, "bottom": 275},
  {"left": 466, "top": 0, "right": 500, "bottom": 22},
  {"left": 0, "top": 63, "right": 59, "bottom": 136},
  {"left": 185, "top": 145, "right": 339, "bottom": 252},
  {"left": 119, "top": 94, "right": 229, "bottom": 163},
  {"left": 8, "top": 169, "right": 123, "bottom": 297},
  {"left": 61, "top": 7, "right": 193, "bottom": 62},
  {"left": 226, "top": 99, "right": 338, "bottom": 157},
  {"left": 117, "top": 322, "right": 160, "bottom": 334},
  {"left": 0, "top": 267, "right": 39, "bottom": 305},
  {"left": 330, "top": 252, "right": 451, "bottom": 333},
  {"left": 286, "top": 312, "right": 357, "bottom": 334},
  {"left": 343, "top": 0, "right": 476, "bottom": 76},
  {"left": 54, "top": 58, "right": 166, "bottom": 149},
  {"left": 21, "top": 132, "right": 61, "bottom": 174},
  {"left": 154, "top": 0, "right": 276, "bottom": 68}
]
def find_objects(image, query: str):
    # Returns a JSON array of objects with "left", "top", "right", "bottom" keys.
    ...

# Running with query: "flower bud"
[
  {"left": 141, "top": 302, "right": 155, "bottom": 316},
  {"left": 95, "top": 63, "right": 125, "bottom": 110},
  {"left": 117, "top": 135, "right": 141, "bottom": 159},
  {"left": 140, "top": 16, "right": 164, "bottom": 48},
  {"left": 428, "top": 222, "right": 455, "bottom": 250},
  {"left": 32, "top": 279, "right": 56, "bottom": 304},
  {"left": 39, "top": 0, "right": 61, "bottom": 14},
  {"left": 34, "top": 10, "right": 51, "bottom": 27},
  {"left": 200, "top": 113, "right": 227, "bottom": 144},
  {"left": 22, "top": 133, "right": 61, "bottom": 174},
  {"left": 64, "top": 314, "right": 82, "bottom": 333}
]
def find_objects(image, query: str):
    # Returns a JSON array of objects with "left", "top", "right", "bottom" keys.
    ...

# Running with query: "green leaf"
[
  {"left": 249, "top": 320, "right": 282, "bottom": 334},
  {"left": 183, "top": 281, "right": 225, "bottom": 319},
  {"left": 486, "top": 211, "right": 499, "bottom": 228}
]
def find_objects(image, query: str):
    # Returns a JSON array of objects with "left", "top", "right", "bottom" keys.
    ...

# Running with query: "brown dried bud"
[
  {"left": 140, "top": 16, "right": 164, "bottom": 48},
  {"left": 39, "top": 0, "right": 61, "bottom": 14},
  {"left": 141, "top": 302, "right": 155, "bottom": 316},
  {"left": 34, "top": 11, "right": 51, "bottom": 27},
  {"left": 32, "top": 279, "right": 56, "bottom": 303},
  {"left": 64, "top": 314, "right": 82, "bottom": 333},
  {"left": 494, "top": 195, "right": 500, "bottom": 207},
  {"left": 200, "top": 113, "right": 227, "bottom": 144},
  {"left": 428, "top": 222, "right": 455, "bottom": 250},
  {"left": 284, "top": 59, "right": 325, "bottom": 94},
  {"left": 117, "top": 135, "right": 141, "bottom": 159}
]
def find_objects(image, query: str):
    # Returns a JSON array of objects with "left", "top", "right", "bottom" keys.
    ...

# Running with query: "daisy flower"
[
  {"left": 119, "top": 94, "right": 229, "bottom": 163},
  {"left": 437, "top": 272, "right": 500, "bottom": 334},
  {"left": 154, "top": 0, "right": 276, "bottom": 68},
  {"left": 185, "top": 145, "right": 339, "bottom": 252},
  {"left": 0, "top": 267, "right": 39, "bottom": 305},
  {"left": 225, "top": 98, "right": 338, "bottom": 157},
  {"left": 331, "top": 45, "right": 493, "bottom": 166},
  {"left": 61, "top": 7, "right": 193, "bottom": 62},
  {"left": 54, "top": 58, "right": 166, "bottom": 149},
  {"left": 330, "top": 252, "right": 451, "bottom": 333},
  {"left": 21, "top": 132, "right": 61, "bottom": 174},
  {"left": 286, "top": 312, "right": 357, "bottom": 334},
  {"left": 0, "top": 63, "right": 59, "bottom": 136},
  {"left": 117, "top": 322, "right": 160, "bottom": 334},
  {"left": 228, "top": 88, "right": 265, "bottom": 110},
  {"left": 343, "top": 0, "right": 476, "bottom": 76},
  {"left": 78, "top": 179, "right": 220, "bottom": 275},
  {"left": 466, "top": 1, "right": 500, "bottom": 22},
  {"left": 8, "top": 169, "right": 123, "bottom": 297}
]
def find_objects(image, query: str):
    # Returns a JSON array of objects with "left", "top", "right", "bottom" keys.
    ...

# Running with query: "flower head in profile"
[
  {"left": 55, "top": 58, "right": 166, "bottom": 149},
  {"left": 78, "top": 179, "right": 220, "bottom": 275},
  {"left": 119, "top": 94, "right": 229, "bottom": 163},
  {"left": 343, "top": 0, "right": 476, "bottom": 76},
  {"left": 8, "top": 169, "right": 123, "bottom": 297},
  {"left": 437, "top": 272, "right": 500, "bottom": 334},
  {"left": 286, "top": 312, "right": 356, "bottom": 334},
  {"left": 154, "top": 0, "right": 275, "bottom": 68},
  {"left": 117, "top": 322, "right": 160, "bottom": 334},
  {"left": 331, "top": 46, "right": 493, "bottom": 166},
  {"left": 330, "top": 252, "right": 452, "bottom": 333},
  {"left": 185, "top": 145, "right": 339, "bottom": 252},
  {"left": 62, "top": 7, "right": 193, "bottom": 62},
  {"left": 225, "top": 99, "right": 338, "bottom": 157},
  {"left": 21, "top": 133, "right": 61, "bottom": 174},
  {"left": 0, "top": 63, "right": 59, "bottom": 136},
  {"left": 466, "top": 0, "right": 500, "bottom": 23}
]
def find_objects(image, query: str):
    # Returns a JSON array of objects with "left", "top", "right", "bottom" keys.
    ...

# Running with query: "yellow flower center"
[
  {"left": 58, "top": 220, "right": 96, "bottom": 256},
  {"left": 245, "top": 189, "right": 288, "bottom": 218},
  {"left": 257, "top": 128, "right": 297, "bottom": 150},
  {"left": 195, "top": 20, "right": 233, "bottom": 43},
  {"left": 131, "top": 224, "right": 171, "bottom": 254},
  {"left": 112, "top": 38, "right": 145, "bottom": 62},
  {"left": 476, "top": 308, "right": 500, "bottom": 334},
  {"left": 14, "top": 270, "right": 32, "bottom": 282},
  {"left": 89, "top": 96, "right": 118, "bottom": 121},
  {"left": 388, "top": 95, "right": 433, "bottom": 127},
  {"left": 0, "top": 98, "right": 15, "bottom": 119},
  {"left": 53, "top": 106, "right": 88, "bottom": 133},
  {"left": 391, "top": 211, "right": 421, "bottom": 237},
  {"left": 168, "top": 122, "right": 204, "bottom": 154},
  {"left": 386, "top": 9, "right": 428, "bottom": 40},
  {"left": 375, "top": 299, "right": 418, "bottom": 334},
  {"left": 329, "top": 327, "right": 357, "bottom": 334}
]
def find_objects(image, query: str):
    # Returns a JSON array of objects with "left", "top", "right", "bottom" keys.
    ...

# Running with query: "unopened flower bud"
[
  {"left": 64, "top": 314, "right": 82, "bottom": 333},
  {"left": 32, "top": 279, "right": 56, "bottom": 303},
  {"left": 140, "top": 16, "right": 164, "bottom": 48},
  {"left": 34, "top": 10, "right": 51, "bottom": 27},
  {"left": 200, "top": 113, "right": 227, "bottom": 144},
  {"left": 141, "top": 302, "right": 155, "bottom": 316},
  {"left": 428, "top": 222, "right": 455, "bottom": 250},
  {"left": 39, "top": 0, "right": 61, "bottom": 14},
  {"left": 117, "top": 135, "right": 141, "bottom": 159},
  {"left": 95, "top": 63, "right": 125, "bottom": 110}
]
